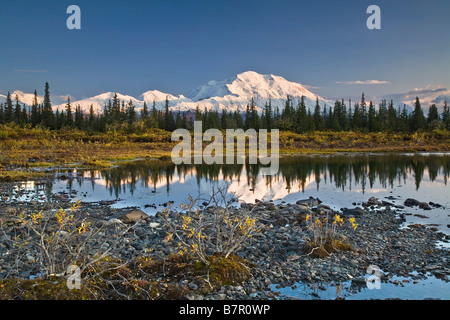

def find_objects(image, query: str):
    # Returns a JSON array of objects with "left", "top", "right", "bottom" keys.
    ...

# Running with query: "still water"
[
  {"left": 14, "top": 153, "right": 450, "bottom": 235},
  {"left": 272, "top": 273, "right": 450, "bottom": 300},
  {"left": 12, "top": 152, "right": 450, "bottom": 299}
]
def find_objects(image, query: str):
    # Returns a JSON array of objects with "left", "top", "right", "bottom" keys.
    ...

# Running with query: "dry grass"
[
  {"left": 1, "top": 127, "right": 449, "bottom": 173},
  {"left": 303, "top": 239, "right": 355, "bottom": 258}
]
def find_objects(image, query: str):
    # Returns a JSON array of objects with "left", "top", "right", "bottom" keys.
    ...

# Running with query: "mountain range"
[
  {"left": 0, "top": 71, "right": 332, "bottom": 114},
  {"left": 3, "top": 70, "right": 444, "bottom": 114}
]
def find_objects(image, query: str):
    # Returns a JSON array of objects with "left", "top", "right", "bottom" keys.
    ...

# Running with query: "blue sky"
[{"left": 1, "top": 0, "right": 449, "bottom": 104}]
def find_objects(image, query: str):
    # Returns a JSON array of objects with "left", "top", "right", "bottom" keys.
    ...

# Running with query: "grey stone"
[
  {"left": 120, "top": 209, "right": 147, "bottom": 223},
  {"left": 404, "top": 198, "right": 421, "bottom": 207},
  {"left": 342, "top": 207, "right": 366, "bottom": 216},
  {"left": 188, "top": 282, "right": 199, "bottom": 290}
]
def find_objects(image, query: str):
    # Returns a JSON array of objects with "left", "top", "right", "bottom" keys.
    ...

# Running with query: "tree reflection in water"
[{"left": 46, "top": 154, "right": 449, "bottom": 200}]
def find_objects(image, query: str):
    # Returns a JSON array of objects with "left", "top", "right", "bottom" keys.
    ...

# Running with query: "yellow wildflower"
[{"left": 77, "top": 222, "right": 87, "bottom": 234}]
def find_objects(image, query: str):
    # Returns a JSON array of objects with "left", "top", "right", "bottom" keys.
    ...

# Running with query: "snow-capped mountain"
[
  {"left": 0, "top": 90, "right": 43, "bottom": 106},
  {"left": 181, "top": 71, "right": 332, "bottom": 113},
  {"left": 12, "top": 71, "right": 442, "bottom": 115},
  {"left": 48, "top": 71, "right": 331, "bottom": 114},
  {"left": 141, "top": 90, "right": 191, "bottom": 110},
  {"left": 52, "top": 92, "right": 144, "bottom": 113},
  {"left": 3, "top": 71, "right": 446, "bottom": 116},
  {"left": 188, "top": 71, "right": 324, "bottom": 104}
]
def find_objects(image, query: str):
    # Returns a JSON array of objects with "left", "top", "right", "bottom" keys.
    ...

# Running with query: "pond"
[
  {"left": 271, "top": 273, "right": 450, "bottom": 300},
  {"left": 13, "top": 153, "right": 450, "bottom": 235},
  {"left": 9, "top": 152, "right": 450, "bottom": 300}
]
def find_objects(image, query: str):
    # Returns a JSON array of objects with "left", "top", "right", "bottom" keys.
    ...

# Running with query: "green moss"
[
  {"left": 207, "top": 255, "right": 252, "bottom": 287},
  {"left": 0, "top": 253, "right": 254, "bottom": 299},
  {"left": 139, "top": 254, "right": 252, "bottom": 290},
  {"left": 0, "top": 277, "right": 95, "bottom": 300}
]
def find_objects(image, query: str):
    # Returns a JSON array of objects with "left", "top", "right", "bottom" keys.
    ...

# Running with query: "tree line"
[{"left": 1, "top": 82, "right": 449, "bottom": 133}]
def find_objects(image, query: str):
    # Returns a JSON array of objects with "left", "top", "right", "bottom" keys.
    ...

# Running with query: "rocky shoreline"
[{"left": 0, "top": 179, "right": 449, "bottom": 300}]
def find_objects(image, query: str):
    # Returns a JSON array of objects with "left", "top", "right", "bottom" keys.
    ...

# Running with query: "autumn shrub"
[
  {"left": 1, "top": 200, "right": 147, "bottom": 298},
  {"left": 161, "top": 187, "right": 258, "bottom": 266},
  {"left": 302, "top": 211, "right": 358, "bottom": 258}
]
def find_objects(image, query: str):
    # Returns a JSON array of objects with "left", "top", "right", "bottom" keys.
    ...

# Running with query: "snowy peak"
[
  {"left": 11, "top": 90, "right": 44, "bottom": 105},
  {"left": 141, "top": 90, "right": 182, "bottom": 103},
  {"left": 230, "top": 71, "right": 318, "bottom": 101},
  {"left": 186, "top": 76, "right": 235, "bottom": 101},
  {"left": 53, "top": 92, "right": 144, "bottom": 113},
  {"left": 183, "top": 71, "right": 330, "bottom": 112},
  {"left": 185, "top": 71, "right": 328, "bottom": 112},
  {"left": 6, "top": 71, "right": 331, "bottom": 114},
  {"left": 187, "top": 71, "right": 320, "bottom": 102},
  {"left": 0, "top": 90, "right": 43, "bottom": 106}
]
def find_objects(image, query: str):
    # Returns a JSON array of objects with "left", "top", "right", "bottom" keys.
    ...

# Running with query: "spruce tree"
[
  {"left": 427, "top": 104, "right": 439, "bottom": 129},
  {"left": 411, "top": 97, "right": 425, "bottom": 131},
  {"left": 244, "top": 104, "right": 251, "bottom": 130},
  {"left": 14, "top": 94, "right": 22, "bottom": 124},
  {"left": 30, "top": 90, "right": 40, "bottom": 127},
  {"left": 442, "top": 101, "right": 450, "bottom": 130},
  {"left": 352, "top": 103, "right": 361, "bottom": 130},
  {"left": 306, "top": 109, "right": 312, "bottom": 132},
  {"left": 273, "top": 106, "right": 281, "bottom": 128},
  {"left": 120, "top": 101, "right": 127, "bottom": 123},
  {"left": 88, "top": 105, "right": 95, "bottom": 131},
  {"left": 112, "top": 93, "right": 120, "bottom": 124},
  {"left": 55, "top": 109, "right": 61, "bottom": 130},
  {"left": 338, "top": 99, "right": 349, "bottom": 131},
  {"left": 377, "top": 100, "right": 388, "bottom": 131},
  {"left": 234, "top": 111, "right": 244, "bottom": 129},
  {"left": 175, "top": 111, "right": 183, "bottom": 129},
  {"left": 280, "top": 96, "right": 294, "bottom": 131},
  {"left": 126, "top": 100, "right": 136, "bottom": 128},
  {"left": 150, "top": 101, "right": 159, "bottom": 128},
  {"left": 65, "top": 96, "right": 74, "bottom": 127},
  {"left": 360, "top": 92, "right": 367, "bottom": 128},
  {"left": 42, "top": 82, "right": 55, "bottom": 129},
  {"left": 5, "top": 92, "right": 13, "bottom": 123},
  {"left": 181, "top": 113, "right": 188, "bottom": 129},
  {"left": 347, "top": 99, "right": 353, "bottom": 130},
  {"left": 312, "top": 98, "right": 323, "bottom": 131},
  {"left": 0, "top": 103, "right": 4, "bottom": 124},
  {"left": 74, "top": 105, "right": 84, "bottom": 130},
  {"left": 387, "top": 100, "right": 397, "bottom": 131},
  {"left": 296, "top": 96, "right": 308, "bottom": 133},
  {"left": 142, "top": 101, "right": 150, "bottom": 128},
  {"left": 321, "top": 105, "right": 328, "bottom": 130},
  {"left": 220, "top": 109, "right": 227, "bottom": 129},
  {"left": 265, "top": 100, "right": 273, "bottom": 130},
  {"left": 368, "top": 101, "right": 378, "bottom": 132},
  {"left": 163, "top": 97, "right": 175, "bottom": 131},
  {"left": 194, "top": 106, "right": 202, "bottom": 121},
  {"left": 249, "top": 97, "right": 258, "bottom": 130},
  {"left": 399, "top": 104, "right": 409, "bottom": 132},
  {"left": 21, "top": 105, "right": 28, "bottom": 125}
]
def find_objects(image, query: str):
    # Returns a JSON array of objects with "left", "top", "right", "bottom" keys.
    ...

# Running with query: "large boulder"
[
  {"left": 404, "top": 198, "right": 432, "bottom": 210},
  {"left": 367, "top": 197, "right": 379, "bottom": 206},
  {"left": 120, "top": 209, "right": 148, "bottom": 224},
  {"left": 296, "top": 196, "right": 322, "bottom": 207},
  {"left": 404, "top": 198, "right": 421, "bottom": 207}
]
